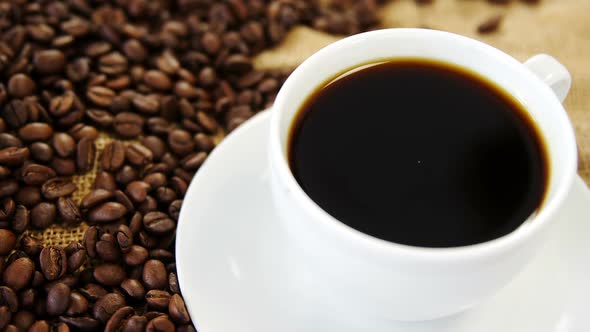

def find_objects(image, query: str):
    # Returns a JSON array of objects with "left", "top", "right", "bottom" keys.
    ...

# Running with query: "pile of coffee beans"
[{"left": 0, "top": 0, "right": 390, "bottom": 331}]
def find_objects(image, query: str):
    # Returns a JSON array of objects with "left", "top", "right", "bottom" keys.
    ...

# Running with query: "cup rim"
[{"left": 269, "top": 28, "right": 578, "bottom": 262}]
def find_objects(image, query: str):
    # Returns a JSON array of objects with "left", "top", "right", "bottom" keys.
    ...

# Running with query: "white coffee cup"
[{"left": 268, "top": 29, "right": 577, "bottom": 322}]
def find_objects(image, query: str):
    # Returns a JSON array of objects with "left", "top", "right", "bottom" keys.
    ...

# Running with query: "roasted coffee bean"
[
  {"left": 28, "top": 144, "right": 51, "bottom": 163},
  {"left": 116, "top": 165, "right": 139, "bottom": 185},
  {"left": 168, "top": 129, "right": 195, "bottom": 156},
  {"left": 94, "top": 264, "right": 126, "bottom": 286},
  {"left": 142, "top": 136, "right": 166, "bottom": 160},
  {"left": 20, "top": 235, "right": 42, "bottom": 257},
  {"left": 19, "top": 288, "right": 37, "bottom": 309},
  {"left": 181, "top": 151, "right": 207, "bottom": 170},
  {"left": 0, "top": 147, "right": 29, "bottom": 166},
  {"left": 143, "top": 163, "right": 170, "bottom": 176},
  {"left": 142, "top": 260, "right": 168, "bottom": 290},
  {"left": 126, "top": 181, "right": 151, "bottom": 203},
  {"left": 0, "top": 179, "right": 17, "bottom": 199},
  {"left": 83, "top": 226, "right": 99, "bottom": 258},
  {"left": 88, "top": 202, "right": 127, "bottom": 223},
  {"left": 39, "top": 245, "right": 67, "bottom": 281},
  {"left": 28, "top": 320, "right": 51, "bottom": 332},
  {"left": 0, "top": 166, "right": 10, "bottom": 179},
  {"left": 14, "top": 186, "right": 42, "bottom": 208},
  {"left": 99, "top": 52, "right": 128, "bottom": 76},
  {"left": 150, "top": 249, "right": 174, "bottom": 262},
  {"left": 8, "top": 73, "right": 35, "bottom": 98},
  {"left": 76, "top": 137, "right": 96, "bottom": 172},
  {"left": 54, "top": 322, "right": 70, "bottom": 332},
  {"left": 96, "top": 233, "right": 121, "bottom": 262},
  {"left": 5, "top": 251, "right": 28, "bottom": 267},
  {"left": 0, "top": 229, "right": 16, "bottom": 255},
  {"left": 169, "top": 272, "right": 180, "bottom": 294},
  {"left": 52, "top": 133, "right": 76, "bottom": 158},
  {"left": 145, "top": 290, "right": 170, "bottom": 310},
  {"left": 13, "top": 310, "right": 35, "bottom": 331},
  {"left": 122, "top": 315, "right": 148, "bottom": 332},
  {"left": 66, "top": 291, "right": 89, "bottom": 316},
  {"left": 105, "top": 306, "right": 134, "bottom": 332},
  {"left": 13, "top": 205, "right": 30, "bottom": 233},
  {"left": 478, "top": 14, "right": 503, "bottom": 34},
  {"left": 49, "top": 92, "right": 75, "bottom": 117},
  {"left": 86, "top": 108, "right": 114, "bottom": 128},
  {"left": 58, "top": 316, "right": 100, "bottom": 331},
  {"left": 93, "top": 171, "right": 116, "bottom": 192},
  {"left": 66, "top": 57, "right": 90, "bottom": 82},
  {"left": 146, "top": 315, "right": 175, "bottom": 332},
  {"left": 114, "top": 112, "right": 144, "bottom": 138},
  {"left": 146, "top": 117, "right": 174, "bottom": 136},
  {"left": 115, "top": 224, "right": 133, "bottom": 253},
  {"left": 138, "top": 196, "right": 158, "bottom": 215},
  {"left": 124, "top": 245, "right": 149, "bottom": 266},
  {"left": 31, "top": 202, "right": 56, "bottom": 229},
  {"left": 237, "top": 70, "right": 264, "bottom": 89},
  {"left": 78, "top": 283, "right": 107, "bottom": 303},
  {"left": 114, "top": 190, "right": 135, "bottom": 214},
  {"left": 143, "top": 172, "right": 167, "bottom": 189},
  {"left": 126, "top": 143, "right": 153, "bottom": 166},
  {"left": 197, "top": 111, "right": 219, "bottom": 133},
  {"left": 34, "top": 49, "right": 66, "bottom": 74},
  {"left": 42, "top": 178, "right": 76, "bottom": 200},
  {"left": 80, "top": 189, "right": 113, "bottom": 210},
  {"left": 137, "top": 230, "right": 159, "bottom": 249},
  {"left": 169, "top": 294, "right": 190, "bottom": 324},
  {"left": 85, "top": 41, "right": 112, "bottom": 58},
  {"left": 0, "top": 134, "right": 23, "bottom": 149},
  {"left": 51, "top": 158, "right": 77, "bottom": 176},
  {"left": 143, "top": 70, "right": 172, "bottom": 91},
  {"left": 18, "top": 123, "right": 53, "bottom": 142},
  {"left": 57, "top": 197, "right": 82, "bottom": 225},
  {"left": 2, "top": 257, "right": 34, "bottom": 290},
  {"left": 123, "top": 38, "right": 147, "bottom": 62},
  {"left": 69, "top": 124, "right": 99, "bottom": 141},
  {"left": 110, "top": 95, "right": 132, "bottom": 113},
  {"left": 65, "top": 242, "right": 86, "bottom": 273},
  {"left": 194, "top": 133, "right": 215, "bottom": 152},
  {"left": 3, "top": 101, "right": 28, "bottom": 129},
  {"left": 161, "top": 153, "right": 179, "bottom": 170},
  {"left": 87, "top": 86, "right": 116, "bottom": 107},
  {"left": 45, "top": 275, "right": 79, "bottom": 291},
  {"left": 0, "top": 198, "right": 15, "bottom": 221},
  {"left": 22, "top": 164, "right": 56, "bottom": 185},
  {"left": 133, "top": 94, "right": 160, "bottom": 115},
  {"left": 120, "top": 279, "right": 146, "bottom": 300},
  {"left": 101, "top": 141, "right": 126, "bottom": 171},
  {"left": 93, "top": 292, "right": 126, "bottom": 322},
  {"left": 170, "top": 176, "right": 188, "bottom": 197},
  {"left": 143, "top": 211, "right": 175, "bottom": 234},
  {"left": 28, "top": 23, "right": 56, "bottom": 43},
  {"left": 46, "top": 283, "right": 70, "bottom": 316}
]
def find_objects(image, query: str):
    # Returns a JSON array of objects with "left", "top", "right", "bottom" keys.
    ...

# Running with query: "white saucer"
[{"left": 176, "top": 110, "right": 590, "bottom": 332}]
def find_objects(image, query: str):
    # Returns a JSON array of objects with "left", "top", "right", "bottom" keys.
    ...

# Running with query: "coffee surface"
[{"left": 289, "top": 59, "right": 548, "bottom": 247}]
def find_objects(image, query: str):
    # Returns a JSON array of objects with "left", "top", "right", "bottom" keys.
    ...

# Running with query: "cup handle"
[{"left": 524, "top": 54, "right": 571, "bottom": 103}]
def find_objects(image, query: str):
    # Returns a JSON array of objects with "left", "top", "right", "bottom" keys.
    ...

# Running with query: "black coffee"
[{"left": 288, "top": 59, "right": 549, "bottom": 248}]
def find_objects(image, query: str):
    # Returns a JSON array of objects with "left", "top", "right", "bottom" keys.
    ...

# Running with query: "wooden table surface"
[{"left": 254, "top": 0, "right": 590, "bottom": 183}]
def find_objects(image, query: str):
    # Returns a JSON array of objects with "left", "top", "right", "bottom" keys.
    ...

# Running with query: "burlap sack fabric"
[{"left": 35, "top": 0, "right": 590, "bottom": 245}]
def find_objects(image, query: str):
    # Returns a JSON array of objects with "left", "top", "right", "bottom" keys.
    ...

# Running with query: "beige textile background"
[{"left": 254, "top": 0, "right": 590, "bottom": 181}]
